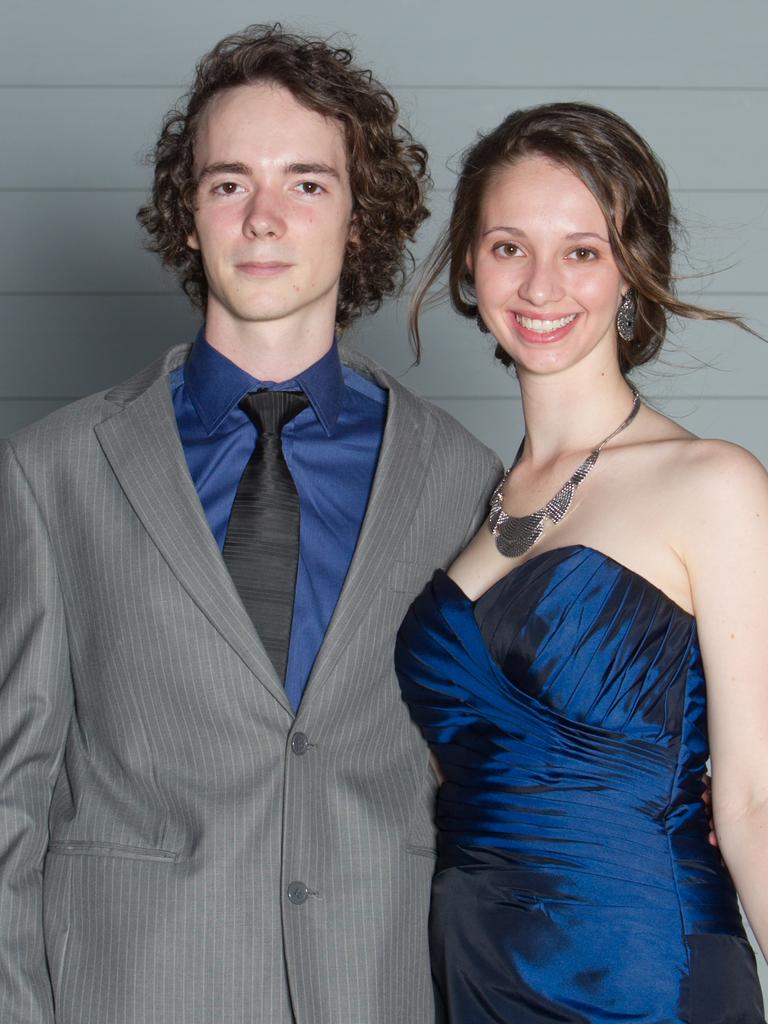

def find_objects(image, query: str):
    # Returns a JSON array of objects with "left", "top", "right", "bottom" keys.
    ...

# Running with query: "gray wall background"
[{"left": 3, "top": 0, "right": 767, "bottom": 992}]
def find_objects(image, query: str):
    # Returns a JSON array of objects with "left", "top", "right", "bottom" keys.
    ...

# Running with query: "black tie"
[{"left": 223, "top": 390, "right": 310, "bottom": 682}]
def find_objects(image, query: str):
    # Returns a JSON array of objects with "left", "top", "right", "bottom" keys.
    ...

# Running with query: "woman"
[{"left": 395, "top": 103, "right": 768, "bottom": 1021}]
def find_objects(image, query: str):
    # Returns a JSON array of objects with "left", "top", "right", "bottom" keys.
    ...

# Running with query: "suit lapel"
[
  {"left": 303, "top": 365, "right": 436, "bottom": 704},
  {"left": 94, "top": 352, "right": 292, "bottom": 716}
]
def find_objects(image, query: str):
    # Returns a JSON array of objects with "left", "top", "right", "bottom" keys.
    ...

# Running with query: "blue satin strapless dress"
[{"left": 396, "top": 545, "right": 764, "bottom": 1023}]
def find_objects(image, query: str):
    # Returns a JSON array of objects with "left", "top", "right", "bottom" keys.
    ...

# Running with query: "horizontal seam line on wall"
[
  {"left": 0, "top": 84, "right": 190, "bottom": 90},
  {"left": 434, "top": 187, "right": 768, "bottom": 195},
  {"left": 0, "top": 187, "right": 149, "bottom": 193},
  {"left": 401, "top": 85, "right": 768, "bottom": 93},
  {"left": 0, "top": 291, "right": 176, "bottom": 296}
]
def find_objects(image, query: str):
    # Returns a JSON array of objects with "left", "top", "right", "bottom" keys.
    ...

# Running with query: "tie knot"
[{"left": 240, "top": 390, "right": 309, "bottom": 435}]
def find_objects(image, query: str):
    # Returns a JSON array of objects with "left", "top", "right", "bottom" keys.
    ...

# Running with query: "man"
[{"left": 0, "top": 25, "right": 501, "bottom": 1024}]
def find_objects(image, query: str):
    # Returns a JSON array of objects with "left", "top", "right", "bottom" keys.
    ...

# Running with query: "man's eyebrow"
[
  {"left": 285, "top": 162, "right": 341, "bottom": 179},
  {"left": 196, "top": 161, "right": 342, "bottom": 183},
  {"left": 197, "top": 161, "right": 251, "bottom": 182}
]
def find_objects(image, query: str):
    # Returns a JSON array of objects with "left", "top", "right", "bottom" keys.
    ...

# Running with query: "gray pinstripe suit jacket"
[{"left": 0, "top": 343, "right": 502, "bottom": 1024}]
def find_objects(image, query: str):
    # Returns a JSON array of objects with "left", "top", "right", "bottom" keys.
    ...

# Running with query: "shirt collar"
[{"left": 184, "top": 330, "right": 344, "bottom": 437}]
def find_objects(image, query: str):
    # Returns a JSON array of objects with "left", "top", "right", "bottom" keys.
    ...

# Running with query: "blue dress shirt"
[{"left": 171, "top": 334, "right": 388, "bottom": 710}]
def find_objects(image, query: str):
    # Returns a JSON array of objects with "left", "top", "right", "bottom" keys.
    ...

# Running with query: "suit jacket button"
[
  {"left": 287, "top": 882, "right": 309, "bottom": 905},
  {"left": 290, "top": 732, "right": 309, "bottom": 755}
]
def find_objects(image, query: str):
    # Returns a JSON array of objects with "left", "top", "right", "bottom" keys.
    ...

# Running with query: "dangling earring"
[
  {"left": 616, "top": 290, "right": 636, "bottom": 342},
  {"left": 476, "top": 311, "right": 490, "bottom": 334}
]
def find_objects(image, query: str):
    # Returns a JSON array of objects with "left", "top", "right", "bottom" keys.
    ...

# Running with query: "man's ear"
[
  {"left": 346, "top": 213, "right": 361, "bottom": 252},
  {"left": 187, "top": 230, "right": 200, "bottom": 251}
]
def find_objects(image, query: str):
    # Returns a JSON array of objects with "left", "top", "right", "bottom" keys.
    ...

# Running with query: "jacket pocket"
[{"left": 48, "top": 839, "right": 179, "bottom": 863}]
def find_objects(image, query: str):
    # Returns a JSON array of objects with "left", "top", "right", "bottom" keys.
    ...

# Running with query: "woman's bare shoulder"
[
  {"left": 631, "top": 403, "right": 766, "bottom": 494},
  {"left": 652, "top": 436, "right": 768, "bottom": 554},
  {"left": 667, "top": 436, "right": 767, "bottom": 491}
]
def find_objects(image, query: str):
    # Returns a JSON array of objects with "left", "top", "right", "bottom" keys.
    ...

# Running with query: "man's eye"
[
  {"left": 213, "top": 182, "right": 243, "bottom": 195},
  {"left": 297, "top": 181, "right": 324, "bottom": 195}
]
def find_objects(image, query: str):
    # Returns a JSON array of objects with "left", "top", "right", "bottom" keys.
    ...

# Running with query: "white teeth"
[{"left": 515, "top": 313, "right": 576, "bottom": 332}]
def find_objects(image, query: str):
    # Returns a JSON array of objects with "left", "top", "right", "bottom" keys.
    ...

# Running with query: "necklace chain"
[{"left": 488, "top": 388, "right": 642, "bottom": 558}]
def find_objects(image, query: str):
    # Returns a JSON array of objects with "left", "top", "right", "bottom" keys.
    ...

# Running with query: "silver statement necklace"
[{"left": 488, "top": 387, "right": 641, "bottom": 558}]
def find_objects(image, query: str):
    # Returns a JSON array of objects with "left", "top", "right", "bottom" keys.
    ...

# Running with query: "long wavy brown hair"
[
  {"left": 410, "top": 102, "right": 753, "bottom": 373},
  {"left": 138, "top": 24, "right": 430, "bottom": 329}
]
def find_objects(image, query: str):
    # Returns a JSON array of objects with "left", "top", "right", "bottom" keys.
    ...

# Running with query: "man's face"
[{"left": 188, "top": 83, "right": 354, "bottom": 341}]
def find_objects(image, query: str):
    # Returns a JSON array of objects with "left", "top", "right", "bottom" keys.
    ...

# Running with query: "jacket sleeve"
[
  {"left": 0, "top": 439, "right": 72, "bottom": 1023},
  {"left": 459, "top": 448, "right": 504, "bottom": 550}
]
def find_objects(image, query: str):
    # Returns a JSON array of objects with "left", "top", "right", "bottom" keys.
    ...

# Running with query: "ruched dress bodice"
[{"left": 396, "top": 545, "right": 763, "bottom": 1023}]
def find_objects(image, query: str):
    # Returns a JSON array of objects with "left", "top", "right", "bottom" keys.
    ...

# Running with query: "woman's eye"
[
  {"left": 568, "top": 247, "right": 597, "bottom": 261},
  {"left": 494, "top": 242, "right": 522, "bottom": 258}
]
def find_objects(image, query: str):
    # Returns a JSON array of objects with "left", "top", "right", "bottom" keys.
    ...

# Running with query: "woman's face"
[{"left": 468, "top": 154, "right": 627, "bottom": 378}]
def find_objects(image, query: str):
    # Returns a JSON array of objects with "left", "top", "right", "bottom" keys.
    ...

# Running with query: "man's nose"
[{"left": 242, "top": 188, "right": 286, "bottom": 240}]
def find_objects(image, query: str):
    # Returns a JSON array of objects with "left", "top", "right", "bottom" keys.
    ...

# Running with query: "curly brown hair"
[
  {"left": 137, "top": 24, "right": 430, "bottom": 329},
  {"left": 410, "top": 102, "right": 753, "bottom": 373}
]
